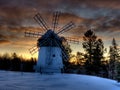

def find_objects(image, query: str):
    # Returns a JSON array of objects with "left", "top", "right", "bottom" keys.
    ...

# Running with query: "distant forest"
[
  {"left": 0, "top": 53, "right": 36, "bottom": 72},
  {"left": 0, "top": 30, "right": 120, "bottom": 82}
]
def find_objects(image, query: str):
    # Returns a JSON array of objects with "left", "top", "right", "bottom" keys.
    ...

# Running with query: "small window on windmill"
[{"left": 52, "top": 54, "right": 55, "bottom": 57}]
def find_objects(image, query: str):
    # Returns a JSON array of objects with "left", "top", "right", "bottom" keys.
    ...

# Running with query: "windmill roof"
[{"left": 37, "top": 30, "right": 62, "bottom": 47}]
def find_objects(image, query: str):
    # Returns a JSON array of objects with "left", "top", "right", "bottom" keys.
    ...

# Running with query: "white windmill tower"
[{"left": 25, "top": 11, "right": 80, "bottom": 73}]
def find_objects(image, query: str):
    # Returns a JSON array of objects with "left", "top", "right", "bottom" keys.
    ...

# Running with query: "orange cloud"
[{"left": 0, "top": 40, "right": 10, "bottom": 45}]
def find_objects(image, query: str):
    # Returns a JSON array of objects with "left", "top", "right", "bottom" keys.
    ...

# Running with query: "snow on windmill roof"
[{"left": 37, "top": 30, "right": 62, "bottom": 47}]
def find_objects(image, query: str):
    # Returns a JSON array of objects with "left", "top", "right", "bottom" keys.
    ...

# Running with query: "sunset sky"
[{"left": 0, "top": 0, "right": 120, "bottom": 59}]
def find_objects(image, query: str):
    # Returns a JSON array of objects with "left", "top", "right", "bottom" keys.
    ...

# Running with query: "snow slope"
[{"left": 0, "top": 70, "right": 120, "bottom": 90}]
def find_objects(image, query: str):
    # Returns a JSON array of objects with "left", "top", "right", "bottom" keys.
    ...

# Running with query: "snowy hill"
[{"left": 0, "top": 71, "right": 120, "bottom": 90}]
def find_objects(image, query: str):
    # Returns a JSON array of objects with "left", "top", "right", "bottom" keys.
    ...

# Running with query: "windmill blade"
[
  {"left": 52, "top": 38, "right": 69, "bottom": 61},
  {"left": 57, "top": 21, "right": 75, "bottom": 35},
  {"left": 34, "top": 13, "right": 49, "bottom": 32},
  {"left": 29, "top": 45, "right": 39, "bottom": 55},
  {"left": 65, "top": 37, "right": 80, "bottom": 44},
  {"left": 29, "top": 37, "right": 51, "bottom": 55},
  {"left": 25, "top": 31, "right": 42, "bottom": 38},
  {"left": 52, "top": 11, "right": 60, "bottom": 31},
  {"left": 62, "top": 49, "right": 68, "bottom": 61}
]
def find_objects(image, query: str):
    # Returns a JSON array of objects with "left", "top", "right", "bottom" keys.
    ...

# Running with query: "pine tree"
[
  {"left": 117, "top": 62, "right": 120, "bottom": 82},
  {"left": 82, "top": 29, "right": 104, "bottom": 75},
  {"left": 108, "top": 38, "right": 120, "bottom": 80},
  {"left": 61, "top": 37, "right": 72, "bottom": 72},
  {"left": 11, "top": 53, "right": 21, "bottom": 71},
  {"left": 76, "top": 52, "right": 85, "bottom": 65}
]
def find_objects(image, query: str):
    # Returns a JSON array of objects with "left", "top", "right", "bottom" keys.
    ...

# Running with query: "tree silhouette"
[
  {"left": 0, "top": 53, "right": 36, "bottom": 72},
  {"left": 0, "top": 53, "right": 11, "bottom": 70},
  {"left": 108, "top": 38, "right": 120, "bottom": 80},
  {"left": 82, "top": 29, "right": 104, "bottom": 75},
  {"left": 10, "top": 53, "right": 21, "bottom": 71},
  {"left": 61, "top": 37, "right": 72, "bottom": 72},
  {"left": 76, "top": 52, "right": 85, "bottom": 65}
]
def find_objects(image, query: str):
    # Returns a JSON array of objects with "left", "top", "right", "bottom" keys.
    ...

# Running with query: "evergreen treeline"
[
  {"left": 0, "top": 53, "right": 36, "bottom": 72},
  {"left": 64, "top": 29, "right": 120, "bottom": 82}
]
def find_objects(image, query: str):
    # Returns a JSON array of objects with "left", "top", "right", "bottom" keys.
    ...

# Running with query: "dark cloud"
[
  {"left": 0, "top": 0, "right": 120, "bottom": 27},
  {"left": 0, "top": 40, "right": 10, "bottom": 44},
  {"left": 0, "top": 0, "right": 120, "bottom": 55},
  {"left": 63, "top": 0, "right": 120, "bottom": 9},
  {"left": 0, "top": 33, "right": 10, "bottom": 45},
  {"left": 91, "top": 16, "right": 120, "bottom": 33},
  {"left": 0, "top": 0, "right": 120, "bottom": 19},
  {"left": 0, "top": 34, "right": 7, "bottom": 39},
  {"left": 0, "top": 7, "right": 36, "bottom": 27},
  {"left": 0, "top": 24, "right": 44, "bottom": 45}
]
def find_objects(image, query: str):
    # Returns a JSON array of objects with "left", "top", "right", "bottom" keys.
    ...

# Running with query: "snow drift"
[{"left": 0, "top": 70, "right": 120, "bottom": 90}]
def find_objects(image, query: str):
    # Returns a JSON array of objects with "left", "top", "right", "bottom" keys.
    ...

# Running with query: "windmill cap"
[{"left": 37, "top": 30, "right": 62, "bottom": 47}]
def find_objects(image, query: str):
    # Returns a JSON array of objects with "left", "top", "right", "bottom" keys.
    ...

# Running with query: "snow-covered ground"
[{"left": 0, "top": 70, "right": 120, "bottom": 90}]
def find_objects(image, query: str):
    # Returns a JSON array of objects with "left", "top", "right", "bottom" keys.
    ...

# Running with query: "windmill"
[{"left": 25, "top": 11, "right": 80, "bottom": 73}]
